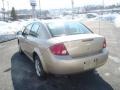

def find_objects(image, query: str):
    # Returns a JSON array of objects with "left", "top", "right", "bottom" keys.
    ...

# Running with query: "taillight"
[
  {"left": 103, "top": 38, "right": 106, "bottom": 48},
  {"left": 50, "top": 43, "right": 69, "bottom": 55}
]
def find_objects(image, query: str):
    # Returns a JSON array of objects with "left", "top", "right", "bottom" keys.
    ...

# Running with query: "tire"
[
  {"left": 87, "top": 69, "right": 96, "bottom": 74},
  {"left": 34, "top": 55, "right": 45, "bottom": 78}
]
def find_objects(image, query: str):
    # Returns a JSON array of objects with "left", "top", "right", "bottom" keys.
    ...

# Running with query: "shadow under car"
[{"left": 11, "top": 52, "right": 113, "bottom": 90}]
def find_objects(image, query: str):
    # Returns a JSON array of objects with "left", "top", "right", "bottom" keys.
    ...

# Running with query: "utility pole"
[
  {"left": 99, "top": 0, "right": 104, "bottom": 34},
  {"left": 30, "top": 0, "right": 37, "bottom": 19},
  {"left": 102, "top": 0, "right": 105, "bottom": 15},
  {"left": 2, "top": 0, "right": 5, "bottom": 21},
  {"left": 39, "top": 0, "right": 41, "bottom": 19},
  {"left": 103, "top": 0, "right": 105, "bottom": 9},
  {"left": 71, "top": 0, "right": 74, "bottom": 19},
  {"left": 7, "top": 0, "right": 10, "bottom": 20}
]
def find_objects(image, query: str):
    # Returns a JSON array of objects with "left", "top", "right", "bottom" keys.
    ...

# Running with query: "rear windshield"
[{"left": 47, "top": 22, "right": 92, "bottom": 37}]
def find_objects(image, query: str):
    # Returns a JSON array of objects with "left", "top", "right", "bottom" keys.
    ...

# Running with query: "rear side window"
[
  {"left": 37, "top": 24, "right": 47, "bottom": 39},
  {"left": 29, "top": 23, "right": 40, "bottom": 37},
  {"left": 47, "top": 22, "right": 92, "bottom": 37}
]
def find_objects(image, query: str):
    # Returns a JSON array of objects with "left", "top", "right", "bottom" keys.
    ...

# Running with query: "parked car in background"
[{"left": 18, "top": 20, "right": 108, "bottom": 77}]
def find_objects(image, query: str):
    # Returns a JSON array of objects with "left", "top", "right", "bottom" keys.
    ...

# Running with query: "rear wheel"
[
  {"left": 34, "top": 55, "right": 45, "bottom": 78},
  {"left": 87, "top": 69, "right": 96, "bottom": 74}
]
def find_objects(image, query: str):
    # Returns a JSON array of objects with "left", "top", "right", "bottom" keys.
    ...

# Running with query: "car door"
[
  {"left": 25, "top": 23, "right": 40, "bottom": 58},
  {"left": 20, "top": 23, "right": 33, "bottom": 54}
]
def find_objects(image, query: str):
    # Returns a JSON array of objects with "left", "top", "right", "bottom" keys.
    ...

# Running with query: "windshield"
[{"left": 47, "top": 22, "right": 92, "bottom": 37}]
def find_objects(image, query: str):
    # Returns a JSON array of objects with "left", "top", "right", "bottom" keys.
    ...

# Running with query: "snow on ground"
[
  {"left": 0, "top": 13, "right": 119, "bottom": 35},
  {"left": 0, "top": 13, "right": 99, "bottom": 35},
  {"left": 0, "top": 20, "right": 28, "bottom": 35},
  {"left": 58, "top": 14, "right": 98, "bottom": 23},
  {"left": 97, "top": 13, "right": 120, "bottom": 23},
  {"left": 0, "top": 21, "right": 8, "bottom": 26},
  {"left": 0, "top": 20, "right": 29, "bottom": 42}
]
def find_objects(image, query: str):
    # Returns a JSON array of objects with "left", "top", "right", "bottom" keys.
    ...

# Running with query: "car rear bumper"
[{"left": 47, "top": 49, "right": 108, "bottom": 75}]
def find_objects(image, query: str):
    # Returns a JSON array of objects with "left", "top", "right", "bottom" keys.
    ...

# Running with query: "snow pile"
[
  {"left": 0, "top": 21, "right": 10, "bottom": 35},
  {"left": 0, "top": 21, "right": 8, "bottom": 26},
  {"left": 0, "top": 20, "right": 27, "bottom": 35},
  {"left": 59, "top": 13, "right": 98, "bottom": 22},
  {"left": 98, "top": 13, "right": 119, "bottom": 22}
]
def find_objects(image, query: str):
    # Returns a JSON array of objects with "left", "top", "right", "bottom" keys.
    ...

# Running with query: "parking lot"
[{"left": 0, "top": 20, "right": 120, "bottom": 90}]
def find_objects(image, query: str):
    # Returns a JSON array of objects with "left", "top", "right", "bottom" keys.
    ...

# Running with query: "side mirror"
[{"left": 17, "top": 31, "right": 22, "bottom": 35}]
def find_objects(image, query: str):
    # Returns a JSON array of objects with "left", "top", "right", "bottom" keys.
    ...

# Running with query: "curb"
[{"left": 0, "top": 38, "right": 17, "bottom": 43}]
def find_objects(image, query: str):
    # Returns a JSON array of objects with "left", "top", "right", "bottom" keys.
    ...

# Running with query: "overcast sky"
[{"left": 0, "top": 0, "right": 120, "bottom": 10}]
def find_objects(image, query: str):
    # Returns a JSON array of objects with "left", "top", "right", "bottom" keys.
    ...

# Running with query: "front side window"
[
  {"left": 47, "top": 22, "right": 92, "bottom": 37},
  {"left": 23, "top": 23, "right": 33, "bottom": 35}
]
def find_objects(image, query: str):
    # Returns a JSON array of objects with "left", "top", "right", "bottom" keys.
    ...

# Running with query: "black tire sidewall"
[{"left": 34, "top": 55, "right": 45, "bottom": 78}]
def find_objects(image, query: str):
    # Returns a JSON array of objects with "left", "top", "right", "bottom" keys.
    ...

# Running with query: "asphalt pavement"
[{"left": 0, "top": 21, "right": 120, "bottom": 90}]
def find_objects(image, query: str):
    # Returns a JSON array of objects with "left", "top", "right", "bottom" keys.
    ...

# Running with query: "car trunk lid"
[{"left": 48, "top": 34, "right": 104, "bottom": 57}]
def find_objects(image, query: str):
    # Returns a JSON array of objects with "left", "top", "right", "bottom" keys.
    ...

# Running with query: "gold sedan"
[{"left": 18, "top": 20, "right": 108, "bottom": 77}]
